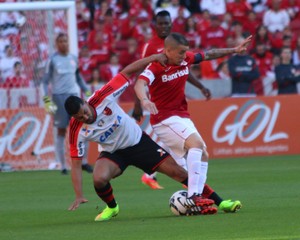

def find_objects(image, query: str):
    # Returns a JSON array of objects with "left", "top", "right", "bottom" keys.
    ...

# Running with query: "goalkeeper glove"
[
  {"left": 43, "top": 96, "right": 57, "bottom": 114},
  {"left": 85, "top": 90, "right": 92, "bottom": 97}
]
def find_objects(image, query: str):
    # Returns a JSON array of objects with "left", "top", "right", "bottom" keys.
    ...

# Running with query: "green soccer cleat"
[
  {"left": 219, "top": 200, "right": 242, "bottom": 213},
  {"left": 95, "top": 205, "right": 119, "bottom": 221}
]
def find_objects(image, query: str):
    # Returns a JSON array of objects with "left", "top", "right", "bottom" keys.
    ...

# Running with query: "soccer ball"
[{"left": 169, "top": 190, "right": 188, "bottom": 216}]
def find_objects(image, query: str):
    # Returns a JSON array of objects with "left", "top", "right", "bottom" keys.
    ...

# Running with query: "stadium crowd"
[{"left": 0, "top": 0, "right": 300, "bottom": 107}]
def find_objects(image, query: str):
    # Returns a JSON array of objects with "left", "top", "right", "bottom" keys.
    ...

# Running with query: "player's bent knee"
[
  {"left": 202, "top": 150, "right": 209, "bottom": 162},
  {"left": 93, "top": 175, "right": 110, "bottom": 188}
]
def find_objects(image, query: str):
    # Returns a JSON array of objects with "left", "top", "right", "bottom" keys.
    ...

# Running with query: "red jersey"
[
  {"left": 79, "top": 56, "right": 97, "bottom": 82},
  {"left": 141, "top": 35, "right": 164, "bottom": 58},
  {"left": 139, "top": 51, "right": 204, "bottom": 125},
  {"left": 3, "top": 75, "right": 29, "bottom": 88}
]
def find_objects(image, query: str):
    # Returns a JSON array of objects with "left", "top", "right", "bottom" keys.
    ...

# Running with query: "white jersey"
[{"left": 69, "top": 73, "right": 142, "bottom": 159}]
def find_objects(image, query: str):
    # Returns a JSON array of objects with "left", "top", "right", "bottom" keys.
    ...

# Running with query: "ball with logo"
[{"left": 169, "top": 190, "right": 188, "bottom": 215}]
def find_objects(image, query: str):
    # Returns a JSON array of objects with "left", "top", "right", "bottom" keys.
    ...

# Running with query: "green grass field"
[{"left": 1, "top": 155, "right": 299, "bottom": 240}]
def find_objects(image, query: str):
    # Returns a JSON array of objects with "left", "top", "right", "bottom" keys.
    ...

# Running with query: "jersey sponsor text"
[{"left": 161, "top": 66, "right": 189, "bottom": 82}]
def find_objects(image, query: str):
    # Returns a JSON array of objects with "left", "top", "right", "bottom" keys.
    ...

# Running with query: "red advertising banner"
[
  {"left": 1, "top": 95, "right": 299, "bottom": 170},
  {"left": 0, "top": 108, "right": 56, "bottom": 170},
  {"left": 188, "top": 95, "right": 300, "bottom": 158},
  {"left": 89, "top": 94, "right": 300, "bottom": 161}
]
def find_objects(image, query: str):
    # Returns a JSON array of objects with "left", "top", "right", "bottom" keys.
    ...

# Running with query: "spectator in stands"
[
  {"left": 200, "top": 0, "right": 226, "bottom": 16},
  {"left": 281, "top": 26, "right": 297, "bottom": 50},
  {"left": 87, "top": 19, "right": 113, "bottom": 48},
  {"left": 0, "top": 44, "right": 21, "bottom": 82},
  {"left": 221, "top": 13, "right": 233, "bottom": 31},
  {"left": 263, "top": 0, "right": 290, "bottom": 33},
  {"left": 201, "top": 15, "right": 228, "bottom": 49},
  {"left": 243, "top": 10, "right": 260, "bottom": 36},
  {"left": 1, "top": 61, "right": 29, "bottom": 88},
  {"left": 292, "top": 36, "right": 300, "bottom": 65},
  {"left": 130, "top": 0, "right": 154, "bottom": 20},
  {"left": 247, "top": 0, "right": 268, "bottom": 14},
  {"left": 76, "top": 0, "right": 91, "bottom": 44},
  {"left": 102, "top": 8, "right": 121, "bottom": 43},
  {"left": 217, "top": 60, "right": 231, "bottom": 81},
  {"left": 259, "top": 53, "right": 280, "bottom": 96},
  {"left": 79, "top": 45, "right": 97, "bottom": 83},
  {"left": 252, "top": 42, "right": 273, "bottom": 77},
  {"left": 99, "top": 53, "right": 122, "bottom": 83},
  {"left": 228, "top": 42, "right": 260, "bottom": 96},
  {"left": 0, "top": 34, "right": 10, "bottom": 58},
  {"left": 184, "top": 16, "right": 200, "bottom": 49},
  {"left": 118, "top": 38, "right": 141, "bottom": 67},
  {"left": 119, "top": 9, "right": 139, "bottom": 40},
  {"left": 155, "top": 0, "right": 190, "bottom": 20},
  {"left": 132, "top": 17, "right": 154, "bottom": 48},
  {"left": 252, "top": 42, "right": 274, "bottom": 95},
  {"left": 196, "top": 9, "right": 211, "bottom": 33},
  {"left": 0, "top": 11, "right": 26, "bottom": 36},
  {"left": 281, "top": 0, "right": 300, "bottom": 20},
  {"left": 87, "top": 68, "right": 105, "bottom": 93},
  {"left": 252, "top": 25, "right": 273, "bottom": 51},
  {"left": 94, "top": 0, "right": 110, "bottom": 21},
  {"left": 172, "top": 6, "right": 187, "bottom": 34},
  {"left": 200, "top": 57, "right": 226, "bottom": 80},
  {"left": 275, "top": 47, "right": 300, "bottom": 94},
  {"left": 231, "top": 21, "right": 246, "bottom": 45},
  {"left": 42, "top": 33, "right": 93, "bottom": 175},
  {"left": 226, "top": 0, "right": 252, "bottom": 24},
  {"left": 88, "top": 29, "right": 113, "bottom": 66}
]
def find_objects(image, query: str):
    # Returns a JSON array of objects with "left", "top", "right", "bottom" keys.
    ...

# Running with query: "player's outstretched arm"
[
  {"left": 187, "top": 73, "right": 211, "bottom": 100},
  {"left": 68, "top": 159, "right": 88, "bottom": 211},
  {"left": 121, "top": 53, "right": 167, "bottom": 78},
  {"left": 204, "top": 35, "right": 252, "bottom": 60}
]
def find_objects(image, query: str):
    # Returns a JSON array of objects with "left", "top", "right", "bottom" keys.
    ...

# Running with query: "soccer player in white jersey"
[
  {"left": 134, "top": 33, "right": 251, "bottom": 209},
  {"left": 64, "top": 53, "right": 218, "bottom": 221},
  {"left": 42, "top": 33, "right": 93, "bottom": 175}
]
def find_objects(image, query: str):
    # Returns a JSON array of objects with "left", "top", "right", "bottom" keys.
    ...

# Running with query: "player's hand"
[
  {"left": 43, "top": 96, "right": 57, "bottom": 115},
  {"left": 141, "top": 98, "right": 158, "bottom": 115},
  {"left": 132, "top": 103, "right": 144, "bottom": 122},
  {"left": 154, "top": 53, "right": 167, "bottom": 67},
  {"left": 235, "top": 35, "right": 252, "bottom": 54},
  {"left": 201, "top": 87, "right": 211, "bottom": 100},
  {"left": 85, "top": 90, "right": 92, "bottom": 97},
  {"left": 68, "top": 197, "right": 88, "bottom": 211}
]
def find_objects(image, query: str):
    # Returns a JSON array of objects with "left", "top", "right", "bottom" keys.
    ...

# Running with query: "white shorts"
[{"left": 152, "top": 116, "right": 205, "bottom": 158}]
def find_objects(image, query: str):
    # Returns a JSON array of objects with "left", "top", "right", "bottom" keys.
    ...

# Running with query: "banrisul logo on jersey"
[{"left": 161, "top": 66, "right": 189, "bottom": 82}]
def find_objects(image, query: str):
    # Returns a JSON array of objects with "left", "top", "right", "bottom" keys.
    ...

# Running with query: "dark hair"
[
  {"left": 14, "top": 61, "right": 21, "bottom": 68},
  {"left": 169, "top": 32, "right": 189, "bottom": 46},
  {"left": 64, "top": 96, "right": 84, "bottom": 115},
  {"left": 56, "top": 32, "right": 67, "bottom": 42},
  {"left": 155, "top": 10, "right": 171, "bottom": 21}
]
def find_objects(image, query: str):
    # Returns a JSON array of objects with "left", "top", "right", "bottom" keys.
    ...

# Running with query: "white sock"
[
  {"left": 198, "top": 161, "right": 208, "bottom": 194},
  {"left": 55, "top": 135, "right": 66, "bottom": 170},
  {"left": 186, "top": 148, "right": 203, "bottom": 197}
]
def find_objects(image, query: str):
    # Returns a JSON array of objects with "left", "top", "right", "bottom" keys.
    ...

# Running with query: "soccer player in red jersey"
[
  {"left": 133, "top": 10, "right": 211, "bottom": 190},
  {"left": 65, "top": 54, "right": 218, "bottom": 221},
  {"left": 135, "top": 32, "right": 251, "bottom": 210}
]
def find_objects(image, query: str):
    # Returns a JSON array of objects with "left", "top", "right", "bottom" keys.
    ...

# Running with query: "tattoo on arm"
[{"left": 204, "top": 48, "right": 236, "bottom": 60}]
